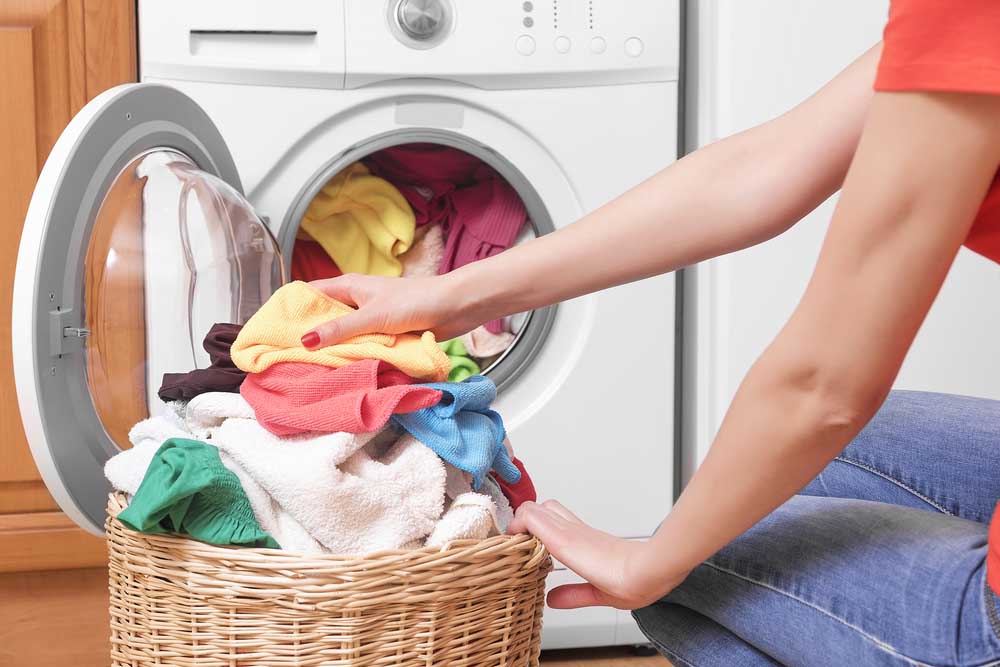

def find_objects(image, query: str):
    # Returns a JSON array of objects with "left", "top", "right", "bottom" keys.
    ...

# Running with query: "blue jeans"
[{"left": 633, "top": 391, "right": 1000, "bottom": 667}]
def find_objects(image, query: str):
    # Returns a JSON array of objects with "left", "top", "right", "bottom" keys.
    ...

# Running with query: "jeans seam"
[
  {"left": 702, "top": 560, "right": 934, "bottom": 667},
  {"left": 835, "top": 455, "right": 955, "bottom": 516},
  {"left": 986, "top": 578, "right": 1000, "bottom": 644},
  {"left": 631, "top": 610, "right": 701, "bottom": 667}
]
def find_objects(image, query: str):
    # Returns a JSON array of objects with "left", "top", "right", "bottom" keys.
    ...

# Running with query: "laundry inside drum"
[{"left": 290, "top": 142, "right": 543, "bottom": 383}]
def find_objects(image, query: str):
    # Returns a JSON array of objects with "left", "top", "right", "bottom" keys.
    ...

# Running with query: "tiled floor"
[{"left": 539, "top": 646, "right": 671, "bottom": 666}]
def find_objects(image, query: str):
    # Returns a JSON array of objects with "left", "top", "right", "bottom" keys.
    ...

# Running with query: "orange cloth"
[
  {"left": 874, "top": 0, "right": 1000, "bottom": 594},
  {"left": 231, "top": 281, "right": 451, "bottom": 381},
  {"left": 875, "top": 0, "right": 1000, "bottom": 263}
]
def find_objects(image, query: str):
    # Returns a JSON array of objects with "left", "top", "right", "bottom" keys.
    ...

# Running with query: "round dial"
[{"left": 396, "top": 0, "right": 447, "bottom": 40}]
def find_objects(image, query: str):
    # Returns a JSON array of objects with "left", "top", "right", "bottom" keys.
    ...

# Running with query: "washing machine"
[{"left": 13, "top": 0, "right": 680, "bottom": 650}]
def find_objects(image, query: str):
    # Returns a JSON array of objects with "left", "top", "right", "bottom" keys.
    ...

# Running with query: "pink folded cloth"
[
  {"left": 240, "top": 359, "right": 443, "bottom": 436},
  {"left": 400, "top": 224, "right": 445, "bottom": 278}
]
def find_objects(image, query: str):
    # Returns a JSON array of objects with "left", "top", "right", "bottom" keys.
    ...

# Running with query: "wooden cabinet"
[{"left": 0, "top": 1, "right": 136, "bottom": 665}]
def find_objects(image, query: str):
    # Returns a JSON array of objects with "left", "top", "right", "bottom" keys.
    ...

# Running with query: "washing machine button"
[
  {"left": 625, "top": 36, "right": 644, "bottom": 57},
  {"left": 396, "top": 0, "right": 447, "bottom": 41},
  {"left": 554, "top": 35, "right": 571, "bottom": 54},
  {"left": 590, "top": 36, "right": 607, "bottom": 54},
  {"left": 516, "top": 34, "right": 536, "bottom": 56}
]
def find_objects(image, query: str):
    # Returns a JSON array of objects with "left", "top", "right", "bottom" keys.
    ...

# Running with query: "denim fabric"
[{"left": 634, "top": 391, "right": 1000, "bottom": 667}]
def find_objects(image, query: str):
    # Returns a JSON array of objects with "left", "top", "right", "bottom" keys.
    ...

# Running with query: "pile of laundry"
[
  {"left": 106, "top": 280, "right": 536, "bottom": 555},
  {"left": 290, "top": 144, "right": 531, "bottom": 376}
]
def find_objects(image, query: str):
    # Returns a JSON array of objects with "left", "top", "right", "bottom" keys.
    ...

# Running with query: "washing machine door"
[{"left": 12, "top": 83, "right": 283, "bottom": 536}]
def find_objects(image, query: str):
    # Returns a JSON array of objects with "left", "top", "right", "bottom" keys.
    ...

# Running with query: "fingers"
[
  {"left": 547, "top": 583, "right": 609, "bottom": 609},
  {"left": 540, "top": 499, "right": 585, "bottom": 526},
  {"left": 308, "top": 275, "right": 360, "bottom": 307},
  {"left": 302, "top": 311, "right": 379, "bottom": 349}
]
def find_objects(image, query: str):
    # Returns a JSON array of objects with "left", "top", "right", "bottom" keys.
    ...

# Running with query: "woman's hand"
[
  {"left": 302, "top": 273, "right": 487, "bottom": 348},
  {"left": 509, "top": 499, "right": 690, "bottom": 610}
]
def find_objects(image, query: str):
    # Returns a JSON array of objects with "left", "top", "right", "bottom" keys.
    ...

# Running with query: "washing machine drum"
[{"left": 13, "top": 84, "right": 283, "bottom": 535}]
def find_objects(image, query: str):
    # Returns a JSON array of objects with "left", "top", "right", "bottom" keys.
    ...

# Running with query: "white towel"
[
  {"left": 426, "top": 492, "right": 501, "bottom": 547},
  {"left": 461, "top": 326, "right": 516, "bottom": 359},
  {"left": 212, "top": 418, "right": 446, "bottom": 556},
  {"left": 184, "top": 392, "right": 255, "bottom": 438},
  {"left": 104, "top": 414, "right": 190, "bottom": 495},
  {"left": 482, "top": 476, "right": 514, "bottom": 533}
]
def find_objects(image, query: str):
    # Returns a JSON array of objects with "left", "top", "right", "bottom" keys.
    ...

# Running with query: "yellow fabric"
[
  {"left": 300, "top": 163, "right": 415, "bottom": 277},
  {"left": 231, "top": 281, "right": 451, "bottom": 381}
]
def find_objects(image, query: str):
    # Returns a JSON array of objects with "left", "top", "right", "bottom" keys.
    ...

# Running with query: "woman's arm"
[
  {"left": 306, "top": 46, "right": 882, "bottom": 345},
  {"left": 512, "top": 90, "right": 1000, "bottom": 610}
]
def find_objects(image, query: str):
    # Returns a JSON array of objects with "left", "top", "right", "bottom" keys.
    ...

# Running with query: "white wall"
[{"left": 681, "top": 0, "right": 1000, "bottom": 482}]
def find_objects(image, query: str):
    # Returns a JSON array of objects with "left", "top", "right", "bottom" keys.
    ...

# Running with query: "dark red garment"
[
  {"left": 158, "top": 323, "right": 245, "bottom": 401},
  {"left": 496, "top": 457, "right": 536, "bottom": 511},
  {"left": 364, "top": 144, "right": 528, "bottom": 332},
  {"left": 291, "top": 239, "right": 343, "bottom": 282},
  {"left": 240, "top": 359, "right": 444, "bottom": 436}
]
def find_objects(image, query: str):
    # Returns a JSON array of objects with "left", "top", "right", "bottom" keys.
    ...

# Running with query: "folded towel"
[
  {"left": 391, "top": 375, "right": 519, "bottom": 489},
  {"left": 116, "top": 438, "right": 279, "bottom": 549},
  {"left": 438, "top": 338, "right": 481, "bottom": 383},
  {"left": 425, "top": 492, "right": 500, "bottom": 547},
  {"left": 240, "top": 360, "right": 443, "bottom": 436},
  {"left": 400, "top": 224, "right": 445, "bottom": 278},
  {"left": 211, "top": 419, "right": 446, "bottom": 556},
  {"left": 185, "top": 391, "right": 256, "bottom": 439},
  {"left": 300, "top": 163, "right": 415, "bottom": 277},
  {"left": 231, "top": 281, "right": 451, "bottom": 381},
  {"left": 461, "top": 326, "right": 516, "bottom": 359}
]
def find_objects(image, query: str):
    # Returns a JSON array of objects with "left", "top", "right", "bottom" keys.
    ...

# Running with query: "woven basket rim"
[{"left": 106, "top": 491, "right": 546, "bottom": 566}]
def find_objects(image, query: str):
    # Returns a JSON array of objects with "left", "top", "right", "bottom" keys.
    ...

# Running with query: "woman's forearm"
[{"left": 446, "top": 44, "right": 881, "bottom": 320}]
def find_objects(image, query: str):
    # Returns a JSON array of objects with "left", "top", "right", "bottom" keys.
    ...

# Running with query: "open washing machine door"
[{"left": 12, "top": 83, "right": 283, "bottom": 536}]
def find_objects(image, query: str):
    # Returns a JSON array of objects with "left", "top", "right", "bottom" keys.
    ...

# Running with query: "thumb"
[
  {"left": 302, "top": 311, "right": 379, "bottom": 348},
  {"left": 547, "top": 583, "right": 610, "bottom": 609}
]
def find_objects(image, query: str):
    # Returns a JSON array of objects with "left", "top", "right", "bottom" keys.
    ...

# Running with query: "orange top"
[{"left": 874, "top": 0, "right": 1000, "bottom": 594}]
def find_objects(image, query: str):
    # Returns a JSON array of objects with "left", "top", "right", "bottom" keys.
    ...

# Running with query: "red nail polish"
[{"left": 301, "top": 331, "right": 320, "bottom": 348}]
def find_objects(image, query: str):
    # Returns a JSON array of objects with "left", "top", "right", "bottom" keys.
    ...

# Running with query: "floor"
[{"left": 540, "top": 647, "right": 671, "bottom": 666}]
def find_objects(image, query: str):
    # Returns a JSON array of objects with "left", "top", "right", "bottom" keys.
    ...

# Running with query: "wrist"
[{"left": 439, "top": 261, "right": 514, "bottom": 324}]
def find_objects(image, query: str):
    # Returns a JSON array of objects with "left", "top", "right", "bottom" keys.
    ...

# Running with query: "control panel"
[
  {"left": 347, "top": 0, "right": 679, "bottom": 88},
  {"left": 139, "top": 0, "right": 679, "bottom": 90}
]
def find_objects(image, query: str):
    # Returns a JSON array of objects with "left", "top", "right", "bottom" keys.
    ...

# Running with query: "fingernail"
[{"left": 301, "top": 331, "right": 320, "bottom": 348}]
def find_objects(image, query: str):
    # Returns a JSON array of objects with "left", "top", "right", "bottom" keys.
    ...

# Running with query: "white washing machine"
[{"left": 13, "top": 0, "right": 680, "bottom": 649}]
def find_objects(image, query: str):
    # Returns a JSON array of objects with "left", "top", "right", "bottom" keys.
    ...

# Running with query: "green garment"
[
  {"left": 117, "top": 438, "right": 279, "bottom": 549},
  {"left": 438, "top": 338, "right": 481, "bottom": 383}
]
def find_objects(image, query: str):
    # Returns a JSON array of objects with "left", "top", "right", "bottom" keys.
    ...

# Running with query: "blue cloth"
[
  {"left": 633, "top": 391, "right": 1000, "bottom": 667},
  {"left": 390, "top": 375, "right": 520, "bottom": 489}
]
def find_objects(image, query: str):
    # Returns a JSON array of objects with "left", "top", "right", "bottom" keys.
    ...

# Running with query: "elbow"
[{"left": 762, "top": 358, "right": 893, "bottom": 451}]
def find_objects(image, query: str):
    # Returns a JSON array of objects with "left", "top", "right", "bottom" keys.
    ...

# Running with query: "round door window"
[
  {"left": 84, "top": 149, "right": 283, "bottom": 449},
  {"left": 285, "top": 140, "right": 556, "bottom": 391}
]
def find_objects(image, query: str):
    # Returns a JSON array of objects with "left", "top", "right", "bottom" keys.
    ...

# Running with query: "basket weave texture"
[{"left": 106, "top": 493, "right": 551, "bottom": 666}]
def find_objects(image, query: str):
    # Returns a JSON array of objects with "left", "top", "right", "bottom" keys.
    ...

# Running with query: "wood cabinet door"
[{"left": 0, "top": 2, "right": 136, "bottom": 665}]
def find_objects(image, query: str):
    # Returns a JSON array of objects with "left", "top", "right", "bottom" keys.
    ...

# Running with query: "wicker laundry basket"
[{"left": 106, "top": 493, "right": 551, "bottom": 666}]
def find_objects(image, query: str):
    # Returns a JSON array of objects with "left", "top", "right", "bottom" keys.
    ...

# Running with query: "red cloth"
[
  {"left": 240, "top": 359, "right": 443, "bottom": 436},
  {"left": 496, "top": 457, "right": 536, "bottom": 511},
  {"left": 364, "top": 144, "right": 528, "bottom": 333},
  {"left": 875, "top": 0, "right": 1000, "bottom": 594},
  {"left": 291, "top": 240, "right": 342, "bottom": 282}
]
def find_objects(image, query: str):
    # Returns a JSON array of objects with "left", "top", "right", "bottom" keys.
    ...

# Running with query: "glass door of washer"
[{"left": 12, "top": 83, "right": 282, "bottom": 535}]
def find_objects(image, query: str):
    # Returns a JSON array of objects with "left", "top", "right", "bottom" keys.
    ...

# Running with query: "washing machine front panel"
[
  {"left": 12, "top": 84, "right": 283, "bottom": 535},
  {"left": 138, "top": 0, "right": 678, "bottom": 90}
]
